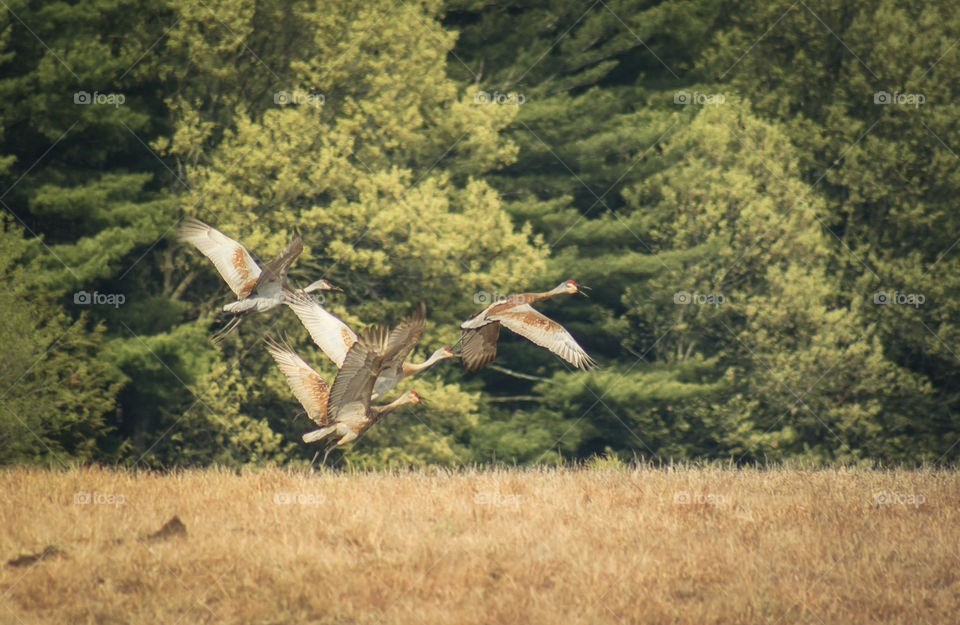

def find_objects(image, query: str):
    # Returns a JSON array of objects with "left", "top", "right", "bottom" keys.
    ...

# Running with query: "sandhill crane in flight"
[
  {"left": 177, "top": 216, "right": 336, "bottom": 317},
  {"left": 459, "top": 280, "right": 596, "bottom": 372},
  {"left": 295, "top": 306, "right": 428, "bottom": 462},
  {"left": 266, "top": 336, "right": 417, "bottom": 465},
  {"left": 264, "top": 337, "right": 331, "bottom": 428},
  {"left": 284, "top": 293, "right": 454, "bottom": 398}
]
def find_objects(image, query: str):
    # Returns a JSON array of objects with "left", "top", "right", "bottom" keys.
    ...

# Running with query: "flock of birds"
[{"left": 177, "top": 217, "right": 596, "bottom": 462}]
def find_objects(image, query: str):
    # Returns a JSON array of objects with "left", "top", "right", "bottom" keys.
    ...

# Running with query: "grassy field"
[{"left": 1, "top": 466, "right": 958, "bottom": 624}]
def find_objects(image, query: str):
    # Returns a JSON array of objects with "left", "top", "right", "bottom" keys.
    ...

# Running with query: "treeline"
[{"left": 0, "top": 0, "right": 956, "bottom": 467}]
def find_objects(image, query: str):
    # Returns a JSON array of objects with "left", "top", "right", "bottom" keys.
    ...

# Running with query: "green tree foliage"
[
  {"left": 0, "top": 0, "right": 185, "bottom": 464},
  {"left": 699, "top": 0, "right": 960, "bottom": 460},
  {"left": 0, "top": 220, "right": 118, "bottom": 464},
  {"left": 0, "top": 0, "right": 177, "bottom": 289},
  {"left": 621, "top": 103, "right": 930, "bottom": 463}
]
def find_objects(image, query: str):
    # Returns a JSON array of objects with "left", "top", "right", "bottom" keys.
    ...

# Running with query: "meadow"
[{"left": 1, "top": 466, "right": 957, "bottom": 624}]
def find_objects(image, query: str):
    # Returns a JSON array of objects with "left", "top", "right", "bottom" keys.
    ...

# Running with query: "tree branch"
[
  {"left": 487, "top": 364, "right": 555, "bottom": 383},
  {"left": 170, "top": 270, "right": 198, "bottom": 301},
  {"left": 486, "top": 395, "right": 542, "bottom": 403}
]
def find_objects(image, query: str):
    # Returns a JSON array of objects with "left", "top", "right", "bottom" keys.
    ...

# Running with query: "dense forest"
[{"left": 1, "top": 0, "right": 957, "bottom": 467}]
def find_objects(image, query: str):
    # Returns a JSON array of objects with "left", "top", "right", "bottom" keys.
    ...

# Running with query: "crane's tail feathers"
[
  {"left": 223, "top": 298, "right": 263, "bottom": 314},
  {"left": 303, "top": 426, "right": 337, "bottom": 444}
]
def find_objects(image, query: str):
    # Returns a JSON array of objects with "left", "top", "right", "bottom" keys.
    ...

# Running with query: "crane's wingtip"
[
  {"left": 263, "top": 332, "right": 294, "bottom": 353},
  {"left": 175, "top": 215, "right": 209, "bottom": 240}
]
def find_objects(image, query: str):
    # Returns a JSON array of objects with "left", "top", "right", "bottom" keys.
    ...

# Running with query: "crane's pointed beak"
[{"left": 578, "top": 284, "right": 591, "bottom": 298}]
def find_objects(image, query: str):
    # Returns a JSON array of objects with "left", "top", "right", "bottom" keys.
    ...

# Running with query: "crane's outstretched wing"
[
  {"left": 284, "top": 292, "right": 357, "bottom": 367},
  {"left": 177, "top": 217, "right": 261, "bottom": 297},
  {"left": 460, "top": 322, "right": 500, "bottom": 372},
  {"left": 258, "top": 227, "right": 303, "bottom": 285},
  {"left": 326, "top": 323, "right": 391, "bottom": 424},
  {"left": 492, "top": 304, "right": 596, "bottom": 370},
  {"left": 264, "top": 337, "right": 330, "bottom": 426},
  {"left": 382, "top": 302, "right": 427, "bottom": 374}
]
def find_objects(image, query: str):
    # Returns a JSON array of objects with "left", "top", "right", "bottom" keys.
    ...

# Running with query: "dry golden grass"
[{"left": 1, "top": 466, "right": 958, "bottom": 624}]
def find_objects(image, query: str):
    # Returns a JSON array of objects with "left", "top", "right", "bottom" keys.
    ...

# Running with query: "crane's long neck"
[
  {"left": 522, "top": 283, "right": 569, "bottom": 304},
  {"left": 372, "top": 394, "right": 417, "bottom": 418},
  {"left": 400, "top": 351, "right": 446, "bottom": 377}
]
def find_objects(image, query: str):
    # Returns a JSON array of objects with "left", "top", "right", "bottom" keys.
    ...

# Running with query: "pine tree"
[
  {"left": 700, "top": 0, "right": 960, "bottom": 461},
  {"left": 0, "top": 219, "right": 119, "bottom": 464}
]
